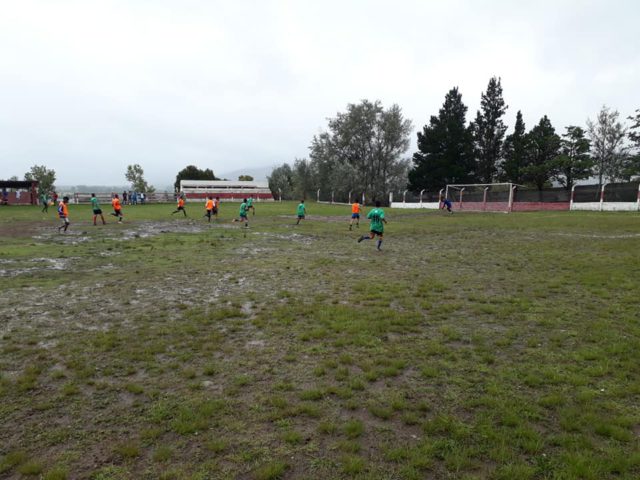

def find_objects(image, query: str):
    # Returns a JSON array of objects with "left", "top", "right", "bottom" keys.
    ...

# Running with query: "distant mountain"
[{"left": 217, "top": 165, "right": 277, "bottom": 182}]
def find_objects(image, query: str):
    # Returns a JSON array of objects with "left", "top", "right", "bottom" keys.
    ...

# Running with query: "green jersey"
[
  {"left": 91, "top": 197, "right": 100, "bottom": 210},
  {"left": 297, "top": 203, "right": 305, "bottom": 216},
  {"left": 247, "top": 198, "right": 253, "bottom": 206},
  {"left": 40, "top": 193, "right": 48, "bottom": 204},
  {"left": 239, "top": 202, "right": 248, "bottom": 216},
  {"left": 367, "top": 208, "right": 385, "bottom": 233}
]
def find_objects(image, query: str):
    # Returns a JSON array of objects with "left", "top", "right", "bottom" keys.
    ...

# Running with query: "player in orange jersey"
[
  {"left": 57, "top": 196, "right": 70, "bottom": 232},
  {"left": 110, "top": 194, "right": 124, "bottom": 222},
  {"left": 349, "top": 198, "right": 364, "bottom": 230},
  {"left": 204, "top": 196, "right": 214, "bottom": 222},
  {"left": 172, "top": 195, "right": 187, "bottom": 217}
]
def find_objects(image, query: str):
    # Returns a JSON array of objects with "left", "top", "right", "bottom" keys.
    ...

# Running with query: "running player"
[
  {"left": 232, "top": 198, "right": 249, "bottom": 227},
  {"left": 172, "top": 195, "right": 187, "bottom": 216},
  {"left": 91, "top": 193, "right": 106, "bottom": 225},
  {"left": 111, "top": 194, "right": 124, "bottom": 222},
  {"left": 349, "top": 199, "right": 363, "bottom": 230},
  {"left": 247, "top": 195, "right": 255, "bottom": 216},
  {"left": 357, "top": 201, "right": 387, "bottom": 251},
  {"left": 204, "top": 196, "right": 214, "bottom": 222},
  {"left": 295, "top": 200, "right": 306, "bottom": 225},
  {"left": 57, "top": 196, "right": 70, "bottom": 233}
]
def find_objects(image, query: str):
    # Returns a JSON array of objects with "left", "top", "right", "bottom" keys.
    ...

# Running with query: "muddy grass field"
[{"left": 1, "top": 202, "right": 639, "bottom": 480}]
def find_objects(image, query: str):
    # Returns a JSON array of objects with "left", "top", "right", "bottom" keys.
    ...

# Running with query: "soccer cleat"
[{"left": 357, "top": 236, "right": 364, "bottom": 243}]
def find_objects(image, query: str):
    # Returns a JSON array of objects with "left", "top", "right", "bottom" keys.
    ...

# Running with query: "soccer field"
[{"left": 1, "top": 203, "right": 639, "bottom": 479}]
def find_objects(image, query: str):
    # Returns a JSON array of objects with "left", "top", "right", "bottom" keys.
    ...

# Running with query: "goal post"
[{"left": 444, "top": 183, "right": 516, "bottom": 212}]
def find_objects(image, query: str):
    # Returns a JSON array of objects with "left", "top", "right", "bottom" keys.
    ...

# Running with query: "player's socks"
[
  {"left": 357, "top": 236, "right": 368, "bottom": 243},
  {"left": 377, "top": 240, "right": 382, "bottom": 250}
]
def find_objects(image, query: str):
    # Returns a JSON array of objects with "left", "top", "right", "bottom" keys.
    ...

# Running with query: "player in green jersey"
[
  {"left": 90, "top": 193, "right": 106, "bottom": 225},
  {"left": 247, "top": 195, "right": 255, "bottom": 216},
  {"left": 295, "top": 200, "right": 306, "bottom": 225},
  {"left": 357, "top": 201, "right": 387, "bottom": 251},
  {"left": 233, "top": 198, "right": 249, "bottom": 227}
]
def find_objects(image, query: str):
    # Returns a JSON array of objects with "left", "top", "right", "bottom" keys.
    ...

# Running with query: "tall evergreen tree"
[
  {"left": 552, "top": 126, "right": 592, "bottom": 190},
  {"left": 500, "top": 111, "right": 527, "bottom": 183},
  {"left": 522, "top": 116, "right": 561, "bottom": 190},
  {"left": 470, "top": 77, "right": 508, "bottom": 183},
  {"left": 408, "top": 87, "right": 474, "bottom": 192}
]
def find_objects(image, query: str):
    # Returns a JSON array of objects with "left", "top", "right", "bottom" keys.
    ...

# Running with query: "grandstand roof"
[{"left": 180, "top": 180, "right": 268, "bottom": 188}]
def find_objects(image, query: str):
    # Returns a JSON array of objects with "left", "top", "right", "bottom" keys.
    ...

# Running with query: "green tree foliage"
[
  {"left": 471, "top": 77, "right": 508, "bottom": 182},
  {"left": 308, "top": 100, "right": 412, "bottom": 203},
  {"left": 24, "top": 165, "right": 56, "bottom": 195},
  {"left": 292, "top": 158, "right": 317, "bottom": 200},
  {"left": 174, "top": 165, "right": 217, "bottom": 190},
  {"left": 408, "top": 87, "right": 474, "bottom": 192},
  {"left": 587, "top": 106, "right": 628, "bottom": 185},
  {"left": 238, "top": 175, "right": 254, "bottom": 181},
  {"left": 500, "top": 110, "right": 527, "bottom": 183},
  {"left": 267, "top": 163, "right": 294, "bottom": 200},
  {"left": 552, "top": 126, "right": 592, "bottom": 190},
  {"left": 126, "top": 164, "right": 155, "bottom": 193},
  {"left": 626, "top": 109, "right": 640, "bottom": 178},
  {"left": 522, "top": 116, "right": 561, "bottom": 190}
]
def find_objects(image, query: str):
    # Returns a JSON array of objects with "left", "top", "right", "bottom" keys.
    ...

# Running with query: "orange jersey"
[
  {"left": 178, "top": 198, "right": 185, "bottom": 208},
  {"left": 351, "top": 202, "right": 361, "bottom": 214},
  {"left": 58, "top": 201, "right": 68, "bottom": 217},
  {"left": 112, "top": 198, "right": 121, "bottom": 210},
  {"left": 205, "top": 199, "right": 214, "bottom": 210}
]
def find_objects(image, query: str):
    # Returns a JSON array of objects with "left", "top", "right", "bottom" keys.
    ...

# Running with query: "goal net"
[{"left": 444, "top": 183, "right": 515, "bottom": 212}]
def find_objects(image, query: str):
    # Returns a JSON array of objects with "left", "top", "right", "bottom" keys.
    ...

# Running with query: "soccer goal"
[{"left": 444, "top": 183, "right": 516, "bottom": 213}]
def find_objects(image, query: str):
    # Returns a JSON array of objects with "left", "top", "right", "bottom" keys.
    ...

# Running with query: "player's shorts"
[
  {"left": 297, "top": 215, "right": 305, "bottom": 219},
  {"left": 114, "top": 209, "right": 122, "bottom": 216},
  {"left": 177, "top": 206, "right": 185, "bottom": 211},
  {"left": 206, "top": 209, "right": 213, "bottom": 216},
  {"left": 240, "top": 214, "right": 248, "bottom": 220},
  {"left": 60, "top": 217, "right": 69, "bottom": 224},
  {"left": 370, "top": 229, "right": 383, "bottom": 236},
  {"left": 93, "top": 208, "right": 102, "bottom": 215},
  {"left": 351, "top": 213, "right": 360, "bottom": 219},
  {"left": 212, "top": 207, "right": 218, "bottom": 214}
]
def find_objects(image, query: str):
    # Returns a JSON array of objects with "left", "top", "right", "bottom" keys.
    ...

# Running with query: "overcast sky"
[{"left": 1, "top": 0, "right": 639, "bottom": 187}]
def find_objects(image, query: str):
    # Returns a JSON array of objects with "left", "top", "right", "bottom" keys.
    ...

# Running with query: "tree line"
[{"left": 270, "top": 78, "right": 640, "bottom": 202}]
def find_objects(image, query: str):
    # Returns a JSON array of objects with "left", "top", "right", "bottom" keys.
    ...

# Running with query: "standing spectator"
[{"left": 122, "top": 191, "right": 128, "bottom": 205}]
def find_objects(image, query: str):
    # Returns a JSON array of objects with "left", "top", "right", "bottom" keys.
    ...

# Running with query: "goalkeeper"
[{"left": 441, "top": 196, "right": 453, "bottom": 213}]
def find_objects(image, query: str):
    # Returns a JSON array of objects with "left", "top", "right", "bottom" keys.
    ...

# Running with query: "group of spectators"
[{"left": 120, "top": 191, "right": 146, "bottom": 205}]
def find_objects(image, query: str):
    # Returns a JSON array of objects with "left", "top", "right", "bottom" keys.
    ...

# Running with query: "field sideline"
[{"left": 1, "top": 202, "right": 639, "bottom": 479}]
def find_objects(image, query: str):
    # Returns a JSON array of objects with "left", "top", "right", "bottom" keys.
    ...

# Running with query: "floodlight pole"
[
  {"left": 348, "top": 190, "right": 352, "bottom": 204},
  {"left": 637, "top": 184, "right": 640, "bottom": 211},
  {"left": 459, "top": 188, "right": 465, "bottom": 209},
  {"left": 420, "top": 189, "right": 425, "bottom": 207},
  {"left": 389, "top": 192, "right": 393, "bottom": 204},
  {"left": 331, "top": 190, "right": 334, "bottom": 204},
  {"left": 316, "top": 189, "right": 320, "bottom": 203},
  {"left": 362, "top": 192, "right": 365, "bottom": 205},
  {"left": 483, "top": 187, "right": 489, "bottom": 211},
  {"left": 403, "top": 190, "right": 408, "bottom": 204},
  {"left": 278, "top": 188, "right": 282, "bottom": 202}
]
